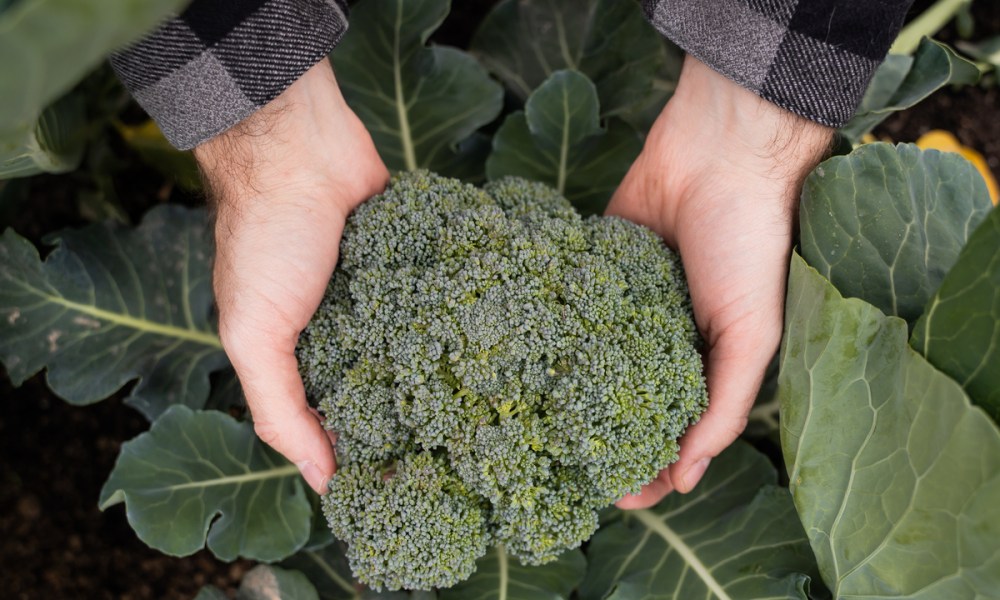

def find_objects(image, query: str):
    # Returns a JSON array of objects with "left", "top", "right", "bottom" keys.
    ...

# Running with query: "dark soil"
[
  {"left": 877, "top": 85, "right": 1000, "bottom": 188},
  {"left": 0, "top": 375, "right": 252, "bottom": 599},
  {"left": 2, "top": 1, "right": 998, "bottom": 599}
]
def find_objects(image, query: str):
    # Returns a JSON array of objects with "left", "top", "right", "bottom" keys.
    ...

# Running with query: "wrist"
[
  {"left": 194, "top": 59, "right": 387, "bottom": 217},
  {"left": 669, "top": 56, "right": 833, "bottom": 179}
]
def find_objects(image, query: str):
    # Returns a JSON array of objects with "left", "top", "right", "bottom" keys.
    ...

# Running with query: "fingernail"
[
  {"left": 682, "top": 458, "right": 711, "bottom": 491},
  {"left": 297, "top": 461, "right": 329, "bottom": 494}
]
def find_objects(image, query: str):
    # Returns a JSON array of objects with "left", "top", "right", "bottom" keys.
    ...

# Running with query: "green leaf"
[
  {"left": 841, "top": 38, "right": 980, "bottom": 140},
  {"left": 779, "top": 253, "right": 1000, "bottom": 598},
  {"left": 0, "top": 92, "right": 85, "bottom": 178},
  {"left": 239, "top": 565, "right": 320, "bottom": 600},
  {"left": 745, "top": 354, "right": 781, "bottom": 439},
  {"left": 912, "top": 207, "right": 1000, "bottom": 421},
  {"left": 800, "top": 142, "right": 992, "bottom": 325},
  {"left": 205, "top": 368, "right": 246, "bottom": 414},
  {"left": 283, "top": 542, "right": 361, "bottom": 600},
  {"left": 99, "top": 405, "right": 312, "bottom": 562},
  {"left": 331, "top": 0, "right": 502, "bottom": 176},
  {"left": 617, "top": 47, "right": 683, "bottom": 135},
  {"left": 579, "top": 442, "right": 819, "bottom": 600},
  {"left": 486, "top": 70, "right": 641, "bottom": 214},
  {"left": 470, "top": 0, "right": 673, "bottom": 121},
  {"left": 439, "top": 546, "right": 585, "bottom": 600},
  {"left": 0, "top": 205, "right": 228, "bottom": 419},
  {"left": 0, "top": 0, "right": 187, "bottom": 156}
]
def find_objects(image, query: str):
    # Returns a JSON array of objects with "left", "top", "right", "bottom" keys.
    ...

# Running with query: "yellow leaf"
[{"left": 916, "top": 130, "right": 998, "bottom": 205}]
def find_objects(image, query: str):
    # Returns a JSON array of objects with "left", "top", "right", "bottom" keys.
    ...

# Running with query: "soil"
[
  {"left": 2, "top": 1, "right": 998, "bottom": 599},
  {"left": 0, "top": 376, "right": 252, "bottom": 599}
]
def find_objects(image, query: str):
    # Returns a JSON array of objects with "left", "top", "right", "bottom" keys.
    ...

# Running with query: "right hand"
[{"left": 194, "top": 59, "right": 389, "bottom": 494}]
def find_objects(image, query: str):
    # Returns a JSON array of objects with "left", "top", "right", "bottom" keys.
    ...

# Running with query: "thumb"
[{"left": 225, "top": 329, "right": 336, "bottom": 494}]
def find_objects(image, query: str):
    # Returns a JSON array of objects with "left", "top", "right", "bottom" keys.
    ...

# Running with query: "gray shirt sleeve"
[
  {"left": 110, "top": 0, "right": 348, "bottom": 150},
  {"left": 643, "top": 0, "right": 914, "bottom": 127}
]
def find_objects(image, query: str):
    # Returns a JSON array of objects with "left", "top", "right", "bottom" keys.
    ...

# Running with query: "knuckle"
[
  {"left": 253, "top": 421, "right": 282, "bottom": 448},
  {"left": 726, "top": 414, "right": 750, "bottom": 439}
]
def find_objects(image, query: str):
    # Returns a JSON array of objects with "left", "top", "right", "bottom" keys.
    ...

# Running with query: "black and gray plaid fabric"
[
  {"left": 111, "top": 0, "right": 348, "bottom": 150},
  {"left": 115, "top": 0, "right": 912, "bottom": 149},
  {"left": 643, "top": 0, "right": 914, "bottom": 127}
]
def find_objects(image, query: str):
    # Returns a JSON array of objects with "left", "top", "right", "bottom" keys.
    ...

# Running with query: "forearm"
[{"left": 643, "top": 0, "right": 915, "bottom": 127}]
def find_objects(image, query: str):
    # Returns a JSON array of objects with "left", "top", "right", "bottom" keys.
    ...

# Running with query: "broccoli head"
[{"left": 297, "top": 171, "right": 707, "bottom": 590}]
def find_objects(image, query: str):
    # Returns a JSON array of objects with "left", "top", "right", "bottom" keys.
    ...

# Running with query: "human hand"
[
  {"left": 194, "top": 59, "right": 389, "bottom": 494},
  {"left": 611, "top": 56, "right": 832, "bottom": 508}
]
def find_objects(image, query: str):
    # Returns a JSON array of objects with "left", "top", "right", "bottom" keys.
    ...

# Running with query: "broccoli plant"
[{"left": 296, "top": 171, "right": 707, "bottom": 589}]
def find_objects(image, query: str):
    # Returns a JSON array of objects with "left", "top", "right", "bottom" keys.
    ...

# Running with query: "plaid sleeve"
[
  {"left": 110, "top": 0, "right": 348, "bottom": 150},
  {"left": 643, "top": 0, "right": 914, "bottom": 127}
]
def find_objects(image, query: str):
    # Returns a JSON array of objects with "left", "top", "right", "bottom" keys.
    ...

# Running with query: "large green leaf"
[
  {"left": 0, "top": 205, "right": 227, "bottom": 419},
  {"left": 912, "top": 207, "right": 1000, "bottom": 421},
  {"left": 840, "top": 38, "right": 980, "bottom": 140},
  {"left": 439, "top": 547, "right": 585, "bottom": 600},
  {"left": 99, "top": 405, "right": 312, "bottom": 562},
  {"left": 331, "top": 0, "right": 502, "bottom": 176},
  {"left": 779, "top": 253, "right": 1000, "bottom": 598},
  {"left": 579, "top": 442, "right": 819, "bottom": 600},
  {"left": 800, "top": 142, "right": 992, "bottom": 325},
  {"left": 469, "top": 0, "right": 674, "bottom": 121},
  {"left": 486, "top": 70, "right": 641, "bottom": 214},
  {"left": 0, "top": 0, "right": 187, "bottom": 170},
  {"left": 0, "top": 92, "right": 85, "bottom": 178}
]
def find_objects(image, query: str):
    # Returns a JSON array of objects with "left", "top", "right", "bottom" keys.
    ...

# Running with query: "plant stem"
[{"left": 890, "top": 0, "right": 972, "bottom": 55}]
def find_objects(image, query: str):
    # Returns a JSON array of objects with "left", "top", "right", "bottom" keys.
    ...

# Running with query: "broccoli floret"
[
  {"left": 326, "top": 451, "right": 490, "bottom": 591},
  {"left": 298, "top": 170, "right": 707, "bottom": 591}
]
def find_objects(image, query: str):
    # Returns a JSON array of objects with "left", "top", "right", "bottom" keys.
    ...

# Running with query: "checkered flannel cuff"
[
  {"left": 643, "top": 0, "right": 913, "bottom": 127},
  {"left": 111, "top": 0, "right": 348, "bottom": 150}
]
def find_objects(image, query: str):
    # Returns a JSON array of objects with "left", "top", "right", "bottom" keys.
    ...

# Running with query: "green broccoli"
[{"left": 297, "top": 170, "right": 707, "bottom": 591}]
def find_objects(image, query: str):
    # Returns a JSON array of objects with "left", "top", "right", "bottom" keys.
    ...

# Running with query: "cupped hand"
[
  {"left": 194, "top": 59, "right": 389, "bottom": 494},
  {"left": 612, "top": 57, "right": 832, "bottom": 509}
]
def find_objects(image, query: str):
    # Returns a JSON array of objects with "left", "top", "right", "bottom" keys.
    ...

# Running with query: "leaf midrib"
[
  {"left": 392, "top": 0, "right": 417, "bottom": 171},
  {"left": 17, "top": 282, "right": 222, "bottom": 348},
  {"left": 633, "top": 509, "right": 733, "bottom": 600},
  {"left": 305, "top": 550, "right": 360, "bottom": 599},
  {"left": 497, "top": 545, "right": 509, "bottom": 600},
  {"left": 139, "top": 464, "right": 299, "bottom": 494},
  {"left": 557, "top": 87, "right": 569, "bottom": 193}
]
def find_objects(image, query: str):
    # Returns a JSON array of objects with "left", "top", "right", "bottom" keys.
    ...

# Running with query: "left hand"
[
  {"left": 195, "top": 60, "right": 389, "bottom": 494},
  {"left": 612, "top": 56, "right": 832, "bottom": 509}
]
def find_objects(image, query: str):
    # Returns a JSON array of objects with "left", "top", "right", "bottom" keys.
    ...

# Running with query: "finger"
[
  {"left": 615, "top": 469, "right": 674, "bottom": 510},
  {"left": 669, "top": 324, "right": 777, "bottom": 493},
  {"left": 309, "top": 406, "right": 339, "bottom": 446},
  {"left": 224, "top": 326, "right": 336, "bottom": 495}
]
